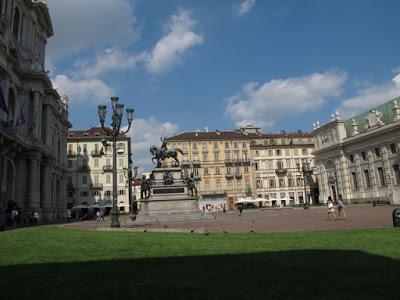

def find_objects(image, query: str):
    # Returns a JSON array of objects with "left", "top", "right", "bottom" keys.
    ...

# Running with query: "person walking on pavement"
[
  {"left": 337, "top": 194, "right": 347, "bottom": 220},
  {"left": 326, "top": 196, "right": 337, "bottom": 220}
]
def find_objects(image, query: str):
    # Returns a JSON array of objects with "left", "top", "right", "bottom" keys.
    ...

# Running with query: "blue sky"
[{"left": 46, "top": 0, "right": 400, "bottom": 170}]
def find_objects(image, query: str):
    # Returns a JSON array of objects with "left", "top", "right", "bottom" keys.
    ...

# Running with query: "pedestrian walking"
[
  {"left": 96, "top": 210, "right": 101, "bottom": 222},
  {"left": 337, "top": 194, "right": 347, "bottom": 220},
  {"left": 10, "top": 208, "right": 18, "bottom": 226},
  {"left": 66, "top": 209, "right": 72, "bottom": 222},
  {"left": 33, "top": 210, "right": 39, "bottom": 225},
  {"left": 326, "top": 196, "right": 337, "bottom": 220},
  {"left": 238, "top": 204, "right": 243, "bottom": 217}
]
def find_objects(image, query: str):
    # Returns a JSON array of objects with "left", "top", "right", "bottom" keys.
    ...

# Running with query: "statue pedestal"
[{"left": 127, "top": 168, "right": 214, "bottom": 226}]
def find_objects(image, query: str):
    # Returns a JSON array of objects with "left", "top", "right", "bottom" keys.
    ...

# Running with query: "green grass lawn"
[{"left": 0, "top": 227, "right": 399, "bottom": 299}]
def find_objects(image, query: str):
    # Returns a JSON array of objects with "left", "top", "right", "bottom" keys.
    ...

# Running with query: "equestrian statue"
[{"left": 150, "top": 137, "right": 183, "bottom": 167}]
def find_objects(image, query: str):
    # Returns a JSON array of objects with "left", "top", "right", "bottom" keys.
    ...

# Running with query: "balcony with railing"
[
  {"left": 235, "top": 173, "right": 243, "bottom": 179},
  {"left": 225, "top": 173, "right": 234, "bottom": 179},
  {"left": 103, "top": 165, "right": 113, "bottom": 172},
  {"left": 275, "top": 168, "right": 288, "bottom": 176},
  {"left": 243, "top": 159, "right": 251, "bottom": 166},
  {"left": 90, "top": 183, "right": 103, "bottom": 190},
  {"left": 91, "top": 150, "right": 102, "bottom": 157},
  {"left": 181, "top": 160, "right": 190, "bottom": 166},
  {"left": 192, "top": 160, "right": 201, "bottom": 167},
  {"left": 233, "top": 159, "right": 243, "bottom": 165},
  {"left": 224, "top": 159, "right": 234, "bottom": 165}
]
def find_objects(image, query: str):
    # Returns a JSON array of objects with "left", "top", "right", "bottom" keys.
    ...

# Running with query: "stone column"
[
  {"left": 33, "top": 92, "right": 42, "bottom": 141},
  {"left": 14, "top": 156, "right": 28, "bottom": 208},
  {"left": 381, "top": 146, "right": 393, "bottom": 188},
  {"left": 29, "top": 155, "right": 40, "bottom": 209},
  {"left": 338, "top": 150, "right": 351, "bottom": 199},
  {"left": 42, "top": 162, "right": 52, "bottom": 209},
  {"left": 45, "top": 105, "right": 52, "bottom": 147}
]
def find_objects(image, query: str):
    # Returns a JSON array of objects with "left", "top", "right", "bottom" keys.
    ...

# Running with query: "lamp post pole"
[{"left": 98, "top": 97, "right": 134, "bottom": 228}]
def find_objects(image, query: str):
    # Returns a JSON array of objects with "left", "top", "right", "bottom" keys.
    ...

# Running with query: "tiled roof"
[
  {"left": 166, "top": 131, "right": 312, "bottom": 141},
  {"left": 68, "top": 127, "right": 128, "bottom": 139}
]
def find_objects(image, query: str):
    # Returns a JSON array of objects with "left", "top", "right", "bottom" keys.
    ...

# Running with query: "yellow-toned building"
[
  {"left": 166, "top": 128, "right": 256, "bottom": 211},
  {"left": 166, "top": 126, "right": 317, "bottom": 209}
]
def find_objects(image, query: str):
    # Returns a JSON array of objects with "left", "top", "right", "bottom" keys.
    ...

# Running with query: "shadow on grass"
[{"left": 1, "top": 250, "right": 399, "bottom": 299}]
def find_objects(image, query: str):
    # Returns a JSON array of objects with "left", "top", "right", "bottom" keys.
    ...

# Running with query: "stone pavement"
[{"left": 64, "top": 205, "right": 398, "bottom": 233}]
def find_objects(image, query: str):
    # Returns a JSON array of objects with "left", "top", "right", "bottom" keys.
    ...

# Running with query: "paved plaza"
[{"left": 65, "top": 205, "right": 397, "bottom": 233}]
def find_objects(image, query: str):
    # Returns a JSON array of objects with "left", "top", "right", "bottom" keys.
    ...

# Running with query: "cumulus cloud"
[
  {"left": 123, "top": 117, "right": 179, "bottom": 171},
  {"left": 146, "top": 8, "right": 203, "bottom": 74},
  {"left": 226, "top": 71, "right": 347, "bottom": 128},
  {"left": 233, "top": 0, "right": 256, "bottom": 17},
  {"left": 73, "top": 47, "right": 146, "bottom": 78},
  {"left": 338, "top": 73, "right": 400, "bottom": 117},
  {"left": 47, "top": 0, "right": 138, "bottom": 60},
  {"left": 52, "top": 74, "right": 113, "bottom": 104}
]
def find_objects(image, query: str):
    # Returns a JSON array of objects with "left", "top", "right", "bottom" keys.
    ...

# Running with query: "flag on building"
[{"left": 16, "top": 100, "right": 26, "bottom": 127}]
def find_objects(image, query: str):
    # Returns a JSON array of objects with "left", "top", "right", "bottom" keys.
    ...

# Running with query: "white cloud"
[
  {"left": 146, "top": 8, "right": 203, "bottom": 74},
  {"left": 47, "top": 0, "right": 138, "bottom": 60},
  {"left": 226, "top": 71, "right": 347, "bottom": 128},
  {"left": 74, "top": 47, "right": 146, "bottom": 78},
  {"left": 338, "top": 73, "right": 400, "bottom": 117},
  {"left": 123, "top": 117, "right": 179, "bottom": 171},
  {"left": 52, "top": 74, "right": 113, "bottom": 104},
  {"left": 233, "top": 0, "right": 256, "bottom": 17}
]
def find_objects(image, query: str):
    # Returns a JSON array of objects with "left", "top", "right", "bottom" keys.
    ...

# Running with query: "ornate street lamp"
[
  {"left": 98, "top": 97, "right": 134, "bottom": 228},
  {"left": 297, "top": 159, "right": 313, "bottom": 205}
]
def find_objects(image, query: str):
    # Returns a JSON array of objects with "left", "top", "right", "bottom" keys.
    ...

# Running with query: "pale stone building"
[
  {"left": 0, "top": 0, "right": 71, "bottom": 223},
  {"left": 251, "top": 132, "right": 317, "bottom": 206},
  {"left": 313, "top": 98, "right": 400, "bottom": 204},
  {"left": 67, "top": 127, "right": 131, "bottom": 212},
  {"left": 166, "top": 126, "right": 317, "bottom": 210}
]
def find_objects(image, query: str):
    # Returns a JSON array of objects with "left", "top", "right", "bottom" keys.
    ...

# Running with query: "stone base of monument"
[{"left": 126, "top": 167, "right": 215, "bottom": 226}]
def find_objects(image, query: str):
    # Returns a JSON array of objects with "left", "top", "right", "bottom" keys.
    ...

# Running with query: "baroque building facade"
[
  {"left": 166, "top": 126, "right": 317, "bottom": 210},
  {"left": 313, "top": 98, "right": 400, "bottom": 204},
  {"left": 67, "top": 127, "right": 131, "bottom": 213},
  {"left": 0, "top": 0, "right": 71, "bottom": 222}
]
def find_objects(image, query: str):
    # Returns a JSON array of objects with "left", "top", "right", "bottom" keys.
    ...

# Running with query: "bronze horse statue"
[{"left": 150, "top": 145, "right": 183, "bottom": 167}]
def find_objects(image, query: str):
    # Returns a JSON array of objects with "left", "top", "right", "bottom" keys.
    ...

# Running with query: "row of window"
[
  {"left": 67, "top": 143, "right": 126, "bottom": 155},
  {"left": 350, "top": 165, "right": 400, "bottom": 190},
  {"left": 184, "top": 152, "right": 250, "bottom": 162},
  {"left": 67, "top": 190, "right": 125, "bottom": 198},
  {"left": 183, "top": 166, "right": 250, "bottom": 177},
  {"left": 176, "top": 141, "right": 249, "bottom": 152},
  {"left": 68, "top": 174, "right": 127, "bottom": 185},
  {"left": 255, "top": 148, "right": 309, "bottom": 157},
  {"left": 202, "top": 179, "right": 251, "bottom": 193},
  {"left": 348, "top": 144, "right": 397, "bottom": 163},
  {"left": 256, "top": 192, "right": 305, "bottom": 203},
  {"left": 256, "top": 177, "right": 304, "bottom": 189},
  {"left": 67, "top": 158, "right": 125, "bottom": 169},
  {"left": 255, "top": 159, "right": 313, "bottom": 171}
]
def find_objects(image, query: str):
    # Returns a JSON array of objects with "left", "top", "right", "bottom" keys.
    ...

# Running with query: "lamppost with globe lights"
[
  {"left": 297, "top": 159, "right": 313, "bottom": 206},
  {"left": 98, "top": 97, "right": 134, "bottom": 228}
]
